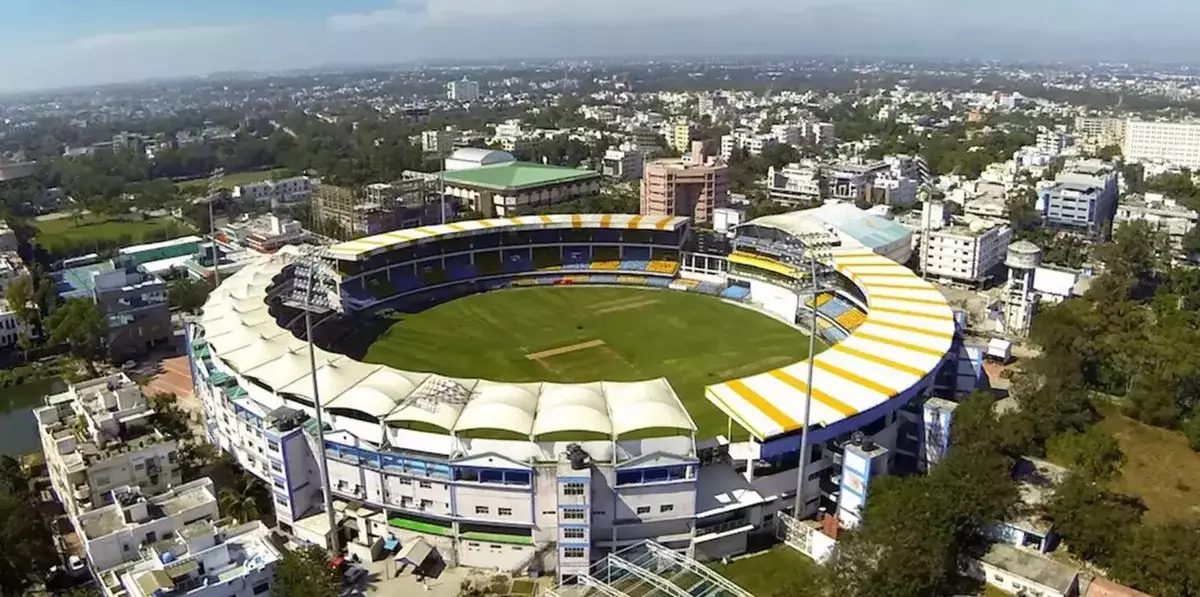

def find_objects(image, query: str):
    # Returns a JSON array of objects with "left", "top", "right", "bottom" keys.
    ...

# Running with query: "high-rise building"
[
  {"left": 641, "top": 141, "right": 729, "bottom": 224},
  {"left": 670, "top": 122, "right": 699, "bottom": 153},
  {"left": 1123, "top": 119, "right": 1200, "bottom": 167},
  {"left": 447, "top": 78, "right": 481, "bottom": 102},
  {"left": 918, "top": 201, "right": 1013, "bottom": 285}
]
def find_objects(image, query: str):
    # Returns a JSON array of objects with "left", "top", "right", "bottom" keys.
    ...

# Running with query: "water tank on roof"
[
  {"left": 160, "top": 551, "right": 176, "bottom": 564},
  {"left": 1005, "top": 240, "right": 1042, "bottom": 270}
]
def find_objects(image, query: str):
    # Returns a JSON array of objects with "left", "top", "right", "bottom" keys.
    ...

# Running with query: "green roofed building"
[{"left": 442, "top": 161, "right": 602, "bottom": 217}]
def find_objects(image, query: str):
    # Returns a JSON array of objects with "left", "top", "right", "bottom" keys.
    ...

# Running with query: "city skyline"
[{"left": 2, "top": 0, "right": 1200, "bottom": 94}]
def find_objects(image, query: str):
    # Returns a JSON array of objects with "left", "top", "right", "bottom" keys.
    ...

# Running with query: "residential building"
[
  {"left": 602, "top": 148, "right": 645, "bottom": 180},
  {"left": 442, "top": 161, "right": 602, "bottom": 217},
  {"left": 220, "top": 214, "right": 316, "bottom": 254},
  {"left": 1040, "top": 160, "right": 1120, "bottom": 238},
  {"left": 1074, "top": 117, "right": 1126, "bottom": 150},
  {"left": 94, "top": 262, "right": 172, "bottom": 360},
  {"left": 78, "top": 480, "right": 217, "bottom": 578},
  {"left": 1036, "top": 128, "right": 1072, "bottom": 155},
  {"left": 0, "top": 249, "right": 29, "bottom": 292},
  {"left": 33, "top": 374, "right": 182, "bottom": 521},
  {"left": 0, "top": 160, "right": 37, "bottom": 182},
  {"left": 870, "top": 173, "right": 920, "bottom": 208},
  {"left": 232, "top": 176, "right": 314, "bottom": 207},
  {"left": 766, "top": 163, "right": 823, "bottom": 206},
  {"left": 670, "top": 122, "right": 699, "bottom": 153},
  {"left": 919, "top": 201, "right": 1012, "bottom": 285},
  {"left": 770, "top": 124, "right": 802, "bottom": 147},
  {"left": 1114, "top": 193, "right": 1198, "bottom": 259},
  {"left": 720, "top": 132, "right": 777, "bottom": 160},
  {"left": 115, "top": 520, "right": 279, "bottom": 597},
  {"left": 712, "top": 206, "right": 747, "bottom": 235},
  {"left": 422, "top": 128, "right": 457, "bottom": 155},
  {"left": 697, "top": 94, "right": 727, "bottom": 119},
  {"left": 827, "top": 161, "right": 890, "bottom": 204},
  {"left": 447, "top": 78, "right": 480, "bottom": 102},
  {"left": 810, "top": 122, "right": 836, "bottom": 147},
  {"left": 1123, "top": 119, "right": 1200, "bottom": 168},
  {"left": 642, "top": 142, "right": 729, "bottom": 224},
  {"left": 0, "top": 221, "right": 17, "bottom": 251},
  {"left": 0, "top": 299, "right": 24, "bottom": 348}
]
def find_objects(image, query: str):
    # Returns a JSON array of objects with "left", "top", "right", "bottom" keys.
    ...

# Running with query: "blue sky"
[{"left": 0, "top": 0, "right": 1196, "bottom": 93}]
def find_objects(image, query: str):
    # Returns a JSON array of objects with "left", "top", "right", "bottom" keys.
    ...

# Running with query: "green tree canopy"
[
  {"left": 274, "top": 545, "right": 341, "bottom": 597},
  {"left": 47, "top": 298, "right": 107, "bottom": 371}
]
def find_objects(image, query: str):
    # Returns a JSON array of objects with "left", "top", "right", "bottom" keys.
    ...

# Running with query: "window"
[
  {"left": 267, "top": 441, "right": 280, "bottom": 452},
  {"left": 563, "top": 509, "right": 585, "bottom": 520},
  {"left": 253, "top": 582, "right": 270, "bottom": 595},
  {"left": 564, "top": 547, "right": 586, "bottom": 559},
  {"left": 273, "top": 480, "right": 285, "bottom": 490},
  {"left": 420, "top": 499, "right": 434, "bottom": 509},
  {"left": 270, "top": 462, "right": 283, "bottom": 473},
  {"left": 275, "top": 496, "right": 287, "bottom": 507},
  {"left": 498, "top": 507, "right": 513, "bottom": 516},
  {"left": 400, "top": 478, "right": 412, "bottom": 486},
  {"left": 475, "top": 506, "right": 490, "bottom": 515},
  {"left": 636, "top": 506, "right": 651, "bottom": 515},
  {"left": 419, "top": 481, "right": 432, "bottom": 489},
  {"left": 563, "top": 482, "right": 585, "bottom": 496},
  {"left": 563, "top": 528, "right": 585, "bottom": 539},
  {"left": 660, "top": 504, "right": 674, "bottom": 513}
]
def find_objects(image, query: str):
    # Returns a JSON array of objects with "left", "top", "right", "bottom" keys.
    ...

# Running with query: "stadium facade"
[{"left": 189, "top": 213, "right": 975, "bottom": 579}]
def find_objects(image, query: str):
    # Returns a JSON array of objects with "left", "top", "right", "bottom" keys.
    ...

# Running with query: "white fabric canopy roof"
[{"left": 199, "top": 254, "right": 697, "bottom": 443}]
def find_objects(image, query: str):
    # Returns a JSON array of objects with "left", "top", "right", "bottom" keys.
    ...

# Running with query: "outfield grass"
[
  {"left": 176, "top": 168, "right": 290, "bottom": 190},
  {"left": 708, "top": 546, "right": 823, "bottom": 597},
  {"left": 362, "top": 287, "right": 819, "bottom": 439},
  {"left": 36, "top": 213, "right": 185, "bottom": 253}
]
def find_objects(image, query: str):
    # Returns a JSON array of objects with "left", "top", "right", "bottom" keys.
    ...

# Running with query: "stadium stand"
[
  {"left": 501, "top": 249, "right": 533, "bottom": 273},
  {"left": 623, "top": 246, "right": 651, "bottom": 261},
  {"left": 720, "top": 286, "right": 752, "bottom": 300},
  {"left": 532, "top": 246, "right": 562, "bottom": 270},
  {"left": 619, "top": 260, "right": 650, "bottom": 272},
  {"left": 814, "top": 294, "right": 868, "bottom": 332},
  {"left": 417, "top": 262, "right": 449, "bottom": 286},
  {"left": 475, "top": 251, "right": 503, "bottom": 276},
  {"left": 563, "top": 246, "right": 592, "bottom": 270},
  {"left": 647, "top": 259, "right": 680, "bottom": 274}
]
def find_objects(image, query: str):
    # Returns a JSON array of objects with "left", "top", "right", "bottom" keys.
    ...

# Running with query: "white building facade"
[{"left": 1123, "top": 119, "right": 1200, "bottom": 168}]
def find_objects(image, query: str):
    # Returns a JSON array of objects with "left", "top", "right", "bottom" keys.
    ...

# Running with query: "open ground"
[
  {"left": 35, "top": 213, "right": 183, "bottom": 252},
  {"left": 361, "top": 287, "right": 820, "bottom": 439},
  {"left": 176, "top": 168, "right": 290, "bottom": 190}
]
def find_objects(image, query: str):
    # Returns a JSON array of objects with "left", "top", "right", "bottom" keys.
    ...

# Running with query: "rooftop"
[
  {"left": 442, "top": 161, "right": 600, "bottom": 191},
  {"left": 53, "top": 261, "right": 116, "bottom": 299},
  {"left": 980, "top": 543, "right": 1079, "bottom": 593}
]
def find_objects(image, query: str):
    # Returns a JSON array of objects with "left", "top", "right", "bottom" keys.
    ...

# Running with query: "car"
[
  {"left": 343, "top": 565, "right": 368, "bottom": 586},
  {"left": 68, "top": 555, "right": 87, "bottom": 575}
]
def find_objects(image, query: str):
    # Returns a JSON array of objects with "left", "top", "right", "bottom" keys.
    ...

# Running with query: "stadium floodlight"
[
  {"left": 773, "top": 231, "right": 837, "bottom": 520},
  {"left": 270, "top": 245, "right": 344, "bottom": 553},
  {"left": 198, "top": 168, "right": 226, "bottom": 286}
]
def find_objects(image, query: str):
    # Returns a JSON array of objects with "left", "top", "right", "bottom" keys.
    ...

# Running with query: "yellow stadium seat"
[
  {"left": 647, "top": 260, "right": 679, "bottom": 274},
  {"left": 590, "top": 261, "right": 621, "bottom": 271}
]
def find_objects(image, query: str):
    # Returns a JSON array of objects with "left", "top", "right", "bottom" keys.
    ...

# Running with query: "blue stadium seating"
[
  {"left": 720, "top": 286, "right": 752, "bottom": 301},
  {"left": 619, "top": 260, "right": 650, "bottom": 272},
  {"left": 501, "top": 251, "right": 533, "bottom": 273}
]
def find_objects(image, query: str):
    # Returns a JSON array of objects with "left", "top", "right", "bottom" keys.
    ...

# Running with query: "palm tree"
[{"left": 218, "top": 474, "right": 262, "bottom": 523}]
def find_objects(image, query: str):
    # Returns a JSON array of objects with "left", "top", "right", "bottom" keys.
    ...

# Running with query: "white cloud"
[{"left": 71, "top": 25, "right": 253, "bottom": 52}]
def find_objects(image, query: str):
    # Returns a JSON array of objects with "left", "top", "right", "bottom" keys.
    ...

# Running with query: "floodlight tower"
[
  {"left": 276, "top": 245, "right": 343, "bottom": 552},
  {"left": 775, "top": 232, "right": 835, "bottom": 519},
  {"left": 203, "top": 168, "right": 226, "bottom": 286}
]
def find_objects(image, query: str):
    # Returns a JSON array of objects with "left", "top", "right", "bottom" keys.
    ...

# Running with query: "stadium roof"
[
  {"left": 327, "top": 214, "right": 689, "bottom": 261},
  {"left": 753, "top": 203, "right": 911, "bottom": 254},
  {"left": 442, "top": 161, "right": 600, "bottom": 192},
  {"left": 705, "top": 249, "right": 955, "bottom": 441},
  {"left": 198, "top": 255, "right": 697, "bottom": 441}
]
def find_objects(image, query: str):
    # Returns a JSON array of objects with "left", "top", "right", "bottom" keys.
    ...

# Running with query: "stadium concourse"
[{"left": 188, "top": 212, "right": 970, "bottom": 587}]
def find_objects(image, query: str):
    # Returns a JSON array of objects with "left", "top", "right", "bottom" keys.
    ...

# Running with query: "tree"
[
  {"left": 4, "top": 275, "right": 39, "bottom": 352},
  {"left": 218, "top": 473, "right": 266, "bottom": 524},
  {"left": 1006, "top": 187, "right": 1041, "bottom": 232},
  {"left": 274, "top": 545, "right": 341, "bottom": 597},
  {"left": 167, "top": 277, "right": 213, "bottom": 313},
  {"left": 47, "top": 299, "right": 107, "bottom": 372},
  {"left": 1047, "top": 472, "right": 1143, "bottom": 564},
  {"left": 147, "top": 392, "right": 192, "bottom": 441},
  {"left": 0, "top": 482, "right": 60, "bottom": 595},
  {"left": 1045, "top": 426, "right": 1124, "bottom": 479},
  {"left": 1108, "top": 522, "right": 1200, "bottom": 597}
]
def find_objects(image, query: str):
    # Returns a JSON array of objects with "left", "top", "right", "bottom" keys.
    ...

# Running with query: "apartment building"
[
  {"left": 1040, "top": 160, "right": 1119, "bottom": 238},
  {"left": 1123, "top": 119, "right": 1200, "bottom": 168},
  {"left": 670, "top": 122, "right": 699, "bottom": 153},
  {"left": 919, "top": 202, "right": 1013, "bottom": 285},
  {"left": 1115, "top": 193, "right": 1199, "bottom": 259},
  {"left": 91, "top": 262, "right": 172, "bottom": 361},
  {"left": 232, "top": 176, "right": 314, "bottom": 207},
  {"left": 766, "top": 163, "right": 823, "bottom": 206},
  {"left": 116, "top": 520, "right": 280, "bottom": 597},
  {"left": 79, "top": 480, "right": 217, "bottom": 575},
  {"left": 422, "top": 128, "right": 458, "bottom": 155},
  {"left": 870, "top": 173, "right": 920, "bottom": 208},
  {"left": 1074, "top": 117, "right": 1126, "bottom": 148},
  {"left": 1036, "top": 128, "right": 1072, "bottom": 155},
  {"left": 447, "top": 79, "right": 481, "bottom": 102},
  {"left": 34, "top": 374, "right": 182, "bottom": 521},
  {"left": 827, "top": 161, "right": 890, "bottom": 204},
  {"left": 602, "top": 148, "right": 645, "bottom": 180},
  {"left": 642, "top": 142, "right": 730, "bottom": 224}
]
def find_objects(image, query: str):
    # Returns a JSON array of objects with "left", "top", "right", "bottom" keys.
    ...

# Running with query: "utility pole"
[{"left": 784, "top": 236, "right": 828, "bottom": 520}]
